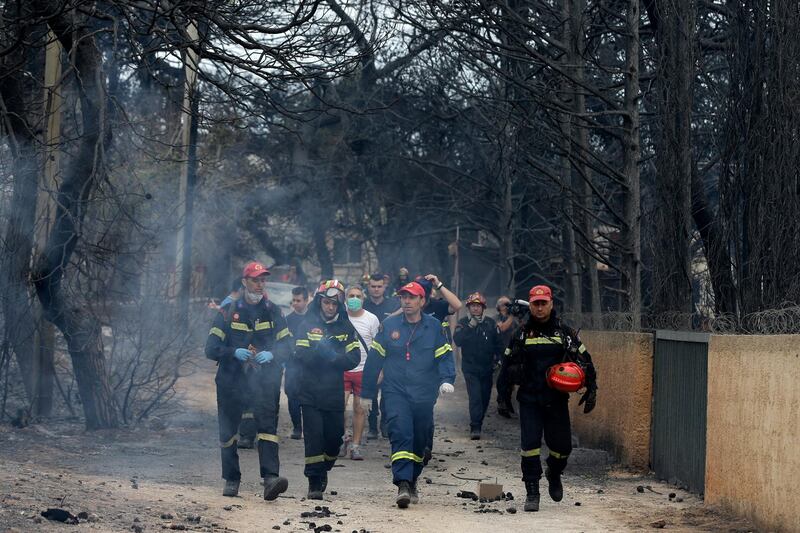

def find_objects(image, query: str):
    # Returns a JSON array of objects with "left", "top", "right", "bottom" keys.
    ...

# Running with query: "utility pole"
[{"left": 176, "top": 23, "right": 200, "bottom": 327}]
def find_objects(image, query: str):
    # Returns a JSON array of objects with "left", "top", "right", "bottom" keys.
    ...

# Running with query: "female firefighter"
[{"left": 502, "top": 285, "right": 598, "bottom": 512}]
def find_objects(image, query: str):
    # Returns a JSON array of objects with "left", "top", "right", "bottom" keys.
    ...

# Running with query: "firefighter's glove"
[
  {"left": 254, "top": 351, "right": 273, "bottom": 364},
  {"left": 234, "top": 348, "right": 252, "bottom": 362},
  {"left": 579, "top": 385, "right": 597, "bottom": 414},
  {"left": 317, "top": 338, "right": 338, "bottom": 361},
  {"left": 439, "top": 383, "right": 454, "bottom": 395}
]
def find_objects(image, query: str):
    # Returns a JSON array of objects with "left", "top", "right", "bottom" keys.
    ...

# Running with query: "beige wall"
[
  {"left": 569, "top": 331, "right": 653, "bottom": 470},
  {"left": 705, "top": 335, "right": 800, "bottom": 532}
]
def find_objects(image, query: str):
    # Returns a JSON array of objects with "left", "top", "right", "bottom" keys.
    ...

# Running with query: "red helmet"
[
  {"left": 465, "top": 292, "right": 487, "bottom": 307},
  {"left": 546, "top": 362, "right": 586, "bottom": 393},
  {"left": 317, "top": 279, "right": 345, "bottom": 300}
]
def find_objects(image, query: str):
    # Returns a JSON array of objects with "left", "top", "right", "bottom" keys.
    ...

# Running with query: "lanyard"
[{"left": 405, "top": 321, "right": 421, "bottom": 361}]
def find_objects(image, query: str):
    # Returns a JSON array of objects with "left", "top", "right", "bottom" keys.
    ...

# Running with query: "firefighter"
[
  {"left": 361, "top": 281, "right": 456, "bottom": 509},
  {"left": 204, "top": 261, "right": 293, "bottom": 500},
  {"left": 294, "top": 280, "right": 361, "bottom": 500},
  {"left": 452, "top": 292, "right": 505, "bottom": 440},
  {"left": 503, "top": 285, "right": 597, "bottom": 512}
]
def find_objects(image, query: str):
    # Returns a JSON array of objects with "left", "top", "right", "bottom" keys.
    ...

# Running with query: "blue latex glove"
[
  {"left": 234, "top": 348, "right": 251, "bottom": 362},
  {"left": 317, "top": 338, "right": 338, "bottom": 361},
  {"left": 254, "top": 351, "right": 273, "bottom": 364}
]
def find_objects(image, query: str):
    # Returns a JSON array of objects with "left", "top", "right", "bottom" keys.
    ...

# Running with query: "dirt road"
[{"left": 1, "top": 360, "right": 754, "bottom": 532}]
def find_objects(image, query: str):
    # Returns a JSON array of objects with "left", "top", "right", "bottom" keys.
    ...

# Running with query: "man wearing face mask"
[
  {"left": 294, "top": 280, "right": 361, "bottom": 499},
  {"left": 343, "top": 286, "right": 380, "bottom": 460},
  {"left": 453, "top": 292, "right": 505, "bottom": 440},
  {"left": 205, "top": 261, "right": 293, "bottom": 500}
]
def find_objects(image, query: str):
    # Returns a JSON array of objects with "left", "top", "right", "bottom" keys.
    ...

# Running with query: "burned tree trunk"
[
  {"left": 30, "top": 1, "right": 118, "bottom": 429},
  {"left": 648, "top": 0, "right": 695, "bottom": 315},
  {"left": 0, "top": 31, "right": 41, "bottom": 404},
  {"left": 621, "top": 0, "right": 642, "bottom": 329},
  {"left": 0, "top": 2, "right": 55, "bottom": 413}
]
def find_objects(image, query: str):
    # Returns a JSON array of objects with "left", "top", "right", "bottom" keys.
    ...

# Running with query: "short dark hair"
[
  {"left": 369, "top": 273, "right": 385, "bottom": 282},
  {"left": 292, "top": 286, "right": 309, "bottom": 299},
  {"left": 231, "top": 278, "right": 243, "bottom": 292}
]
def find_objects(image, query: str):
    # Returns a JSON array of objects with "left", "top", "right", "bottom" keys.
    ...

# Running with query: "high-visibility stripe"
[
  {"left": 442, "top": 321, "right": 449, "bottom": 328},
  {"left": 391, "top": 451, "right": 423, "bottom": 463},
  {"left": 434, "top": 343, "right": 453, "bottom": 358},
  {"left": 221, "top": 435, "right": 238, "bottom": 448},
  {"left": 345, "top": 341, "right": 360, "bottom": 353},
  {"left": 276, "top": 328, "right": 291, "bottom": 340},
  {"left": 520, "top": 448, "right": 541, "bottom": 457},
  {"left": 256, "top": 433, "right": 280, "bottom": 443},
  {"left": 323, "top": 454, "right": 337, "bottom": 461},
  {"left": 504, "top": 348, "right": 511, "bottom": 356},
  {"left": 296, "top": 339, "right": 311, "bottom": 348},
  {"left": 333, "top": 334, "right": 348, "bottom": 341},
  {"left": 231, "top": 322, "right": 251, "bottom": 332},
  {"left": 210, "top": 327, "right": 226, "bottom": 340},
  {"left": 371, "top": 341, "right": 386, "bottom": 357},
  {"left": 307, "top": 333, "right": 323, "bottom": 341},
  {"left": 549, "top": 450, "right": 569, "bottom": 459},
  {"left": 578, "top": 344, "right": 587, "bottom": 354},
  {"left": 525, "top": 337, "right": 562, "bottom": 345},
  {"left": 241, "top": 412, "right": 254, "bottom": 419},
  {"left": 254, "top": 321, "right": 274, "bottom": 331},
  {"left": 305, "top": 454, "right": 326, "bottom": 464}
]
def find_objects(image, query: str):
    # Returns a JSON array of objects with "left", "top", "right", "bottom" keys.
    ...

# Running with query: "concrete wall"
[
  {"left": 705, "top": 335, "right": 800, "bottom": 532},
  {"left": 569, "top": 331, "right": 653, "bottom": 470}
]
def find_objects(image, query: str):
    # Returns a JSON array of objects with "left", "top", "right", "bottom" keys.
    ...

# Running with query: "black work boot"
[
  {"left": 396, "top": 481, "right": 412, "bottom": 509},
  {"left": 223, "top": 479, "right": 240, "bottom": 497},
  {"left": 524, "top": 481, "right": 540, "bottom": 512},
  {"left": 263, "top": 475, "right": 288, "bottom": 501},
  {"left": 545, "top": 467, "right": 563, "bottom": 502},
  {"left": 238, "top": 436, "right": 254, "bottom": 449},
  {"left": 409, "top": 480, "right": 419, "bottom": 504},
  {"left": 307, "top": 478, "right": 324, "bottom": 500},
  {"left": 470, "top": 429, "right": 481, "bottom": 440},
  {"left": 321, "top": 471, "right": 328, "bottom": 493}
]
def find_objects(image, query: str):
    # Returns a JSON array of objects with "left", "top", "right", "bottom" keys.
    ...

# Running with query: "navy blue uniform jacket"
[{"left": 361, "top": 314, "right": 456, "bottom": 404}]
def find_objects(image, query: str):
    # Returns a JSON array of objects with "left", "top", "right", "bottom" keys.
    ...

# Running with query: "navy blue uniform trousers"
[{"left": 384, "top": 390, "right": 434, "bottom": 485}]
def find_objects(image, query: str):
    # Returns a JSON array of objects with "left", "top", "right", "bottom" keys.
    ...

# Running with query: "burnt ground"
[{"left": 1, "top": 359, "right": 755, "bottom": 532}]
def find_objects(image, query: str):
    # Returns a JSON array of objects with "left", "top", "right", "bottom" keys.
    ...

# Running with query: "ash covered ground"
[{"left": 0, "top": 359, "right": 754, "bottom": 532}]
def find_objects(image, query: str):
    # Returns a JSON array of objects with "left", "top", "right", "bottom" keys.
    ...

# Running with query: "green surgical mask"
[{"left": 346, "top": 297, "right": 363, "bottom": 311}]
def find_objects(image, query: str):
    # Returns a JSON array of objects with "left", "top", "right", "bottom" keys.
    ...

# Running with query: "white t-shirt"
[{"left": 347, "top": 309, "right": 380, "bottom": 372}]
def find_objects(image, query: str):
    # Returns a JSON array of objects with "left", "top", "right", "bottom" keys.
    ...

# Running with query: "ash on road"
[{"left": 0, "top": 359, "right": 754, "bottom": 532}]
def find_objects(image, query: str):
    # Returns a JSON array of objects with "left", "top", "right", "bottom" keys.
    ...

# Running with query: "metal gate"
[{"left": 651, "top": 330, "right": 709, "bottom": 494}]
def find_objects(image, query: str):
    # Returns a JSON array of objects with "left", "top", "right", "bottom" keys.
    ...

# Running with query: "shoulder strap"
[{"left": 352, "top": 327, "right": 370, "bottom": 354}]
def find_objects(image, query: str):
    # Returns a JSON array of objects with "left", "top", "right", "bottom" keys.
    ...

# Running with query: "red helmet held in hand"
[{"left": 546, "top": 362, "right": 586, "bottom": 393}]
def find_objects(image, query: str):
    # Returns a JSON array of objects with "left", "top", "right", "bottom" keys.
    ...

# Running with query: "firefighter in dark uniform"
[
  {"left": 503, "top": 285, "right": 597, "bottom": 512},
  {"left": 452, "top": 292, "right": 505, "bottom": 440},
  {"left": 204, "top": 261, "right": 293, "bottom": 500},
  {"left": 294, "top": 279, "right": 361, "bottom": 500},
  {"left": 362, "top": 281, "right": 456, "bottom": 509}
]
